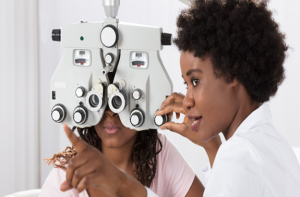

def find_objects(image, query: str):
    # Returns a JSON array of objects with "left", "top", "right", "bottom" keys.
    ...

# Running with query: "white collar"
[{"left": 232, "top": 103, "right": 274, "bottom": 137}]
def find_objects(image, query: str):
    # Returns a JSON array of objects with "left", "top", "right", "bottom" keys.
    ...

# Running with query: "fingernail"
[{"left": 161, "top": 126, "right": 167, "bottom": 130}]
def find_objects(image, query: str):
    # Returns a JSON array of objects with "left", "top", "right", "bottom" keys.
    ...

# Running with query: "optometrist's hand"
[
  {"left": 60, "top": 124, "right": 147, "bottom": 197},
  {"left": 156, "top": 92, "right": 221, "bottom": 150}
]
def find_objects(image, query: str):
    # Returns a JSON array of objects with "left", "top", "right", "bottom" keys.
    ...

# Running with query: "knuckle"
[
  {"left": 83, "top": 176, "right": 91, "bottom": 186},
  {"left": 168, "top": 102, "right": 174, "bottom": 108},
  {"left": 74, "top": 170, "right": 81, "bottom": 178},
  {"left": 68, "top": 160, "right": 74, "bottom": 168}
]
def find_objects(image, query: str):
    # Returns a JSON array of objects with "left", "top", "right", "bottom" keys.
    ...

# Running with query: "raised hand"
[
  {"left": 156, "top": 92, "right": 200, "bottom": 145},
  {"left": 60, "top": 124, "right": 147, "bottom": 197},
  {"left": 156, "top": 93, "right": 221, "bottom": 165}
]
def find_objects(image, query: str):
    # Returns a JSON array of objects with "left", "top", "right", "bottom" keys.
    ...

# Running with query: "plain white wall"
[{"left": 38, "top": 0, "right": 300, "bottom": 186}]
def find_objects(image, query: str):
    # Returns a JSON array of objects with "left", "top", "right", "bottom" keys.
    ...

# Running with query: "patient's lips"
[{"left": 104, "top": 124, "right": 121, "bottom": 134}]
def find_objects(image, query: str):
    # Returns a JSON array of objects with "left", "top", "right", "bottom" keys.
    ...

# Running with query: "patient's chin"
[{"left": 101, "top": 138, "right": 129, "bottom": 149}]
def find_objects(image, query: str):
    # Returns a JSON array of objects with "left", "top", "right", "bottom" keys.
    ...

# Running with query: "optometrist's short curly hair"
[{"left": 174, "top": 0, "right": 288, "bottom": 103}]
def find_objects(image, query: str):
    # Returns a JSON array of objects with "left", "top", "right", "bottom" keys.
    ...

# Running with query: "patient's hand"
[
  {"left": 156, "top": 92, "right": 221, "bottom": 166},
  {"left": 60, "top": 124, "right": 147, "bottom": 197}
]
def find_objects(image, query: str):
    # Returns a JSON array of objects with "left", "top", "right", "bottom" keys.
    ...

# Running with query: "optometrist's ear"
[{"left": 230, "top": 78, "right": 239, "bottom": 87}]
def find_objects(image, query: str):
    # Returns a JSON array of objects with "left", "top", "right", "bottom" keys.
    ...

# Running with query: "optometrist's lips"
[{"left": 188, "top": 115, "right": 202, "bottom": 131}]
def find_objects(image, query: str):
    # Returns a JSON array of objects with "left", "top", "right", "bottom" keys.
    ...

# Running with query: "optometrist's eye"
[
  {"left": 183, "top": 81, "right": 188, "bottom": 89},
  {"left": 192, "top": 79, "right": 199, "bottom": 87}
]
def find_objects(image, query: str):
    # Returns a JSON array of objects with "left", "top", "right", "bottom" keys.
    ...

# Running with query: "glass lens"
[
  {"left": 112, "top": 96, "right": 122, "bottom": 109},
  {"left": 89, "top": 94, "right": 99, "bottom": 107}
]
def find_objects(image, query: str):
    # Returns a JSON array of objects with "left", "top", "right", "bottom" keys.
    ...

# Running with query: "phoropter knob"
[
  {"left": 105, "top": 53, "right": 114, "bottom": 64},
  {"left": 100, "top": 25, "right": 119, "bottom": 48},
  {"left": 73, "top": 106, "right": 88, "bottom": 125},
  {"left": 130, "top": 109, "right": 145, "bottom": 128},
  {"left": 132, "top": 89, "right": 142, "bottom": 100},
  {"left": 52, "top": 29, "right": 61, "bottom": 42},
  {"left": 161, "top": 33, "right": 172, "bottom": 46},
  {"left": 51, "top": 104, "right": 67, "bottom": 123},
  {"left": 75, "top": 87, "right": 86, "bottom": 98},
  {"left": 153, "top": 110, "right": 170, "bottom": 127}
]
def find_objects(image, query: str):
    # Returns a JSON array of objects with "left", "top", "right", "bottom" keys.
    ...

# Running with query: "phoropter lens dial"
[
  {"left": 51, "top": 104, "right": 67, "bottom": 123},
  {"left": 130, "top": 108, "right": 145, "bottom": 128},
  {"left": 132, "top": 88, "right": 142, "bottom": 100},
  {"left": 75, "top": 86, "right": 86, "bottom": 98},
  {"left": 73, "top": 106, "right": 88, "bottom": 125},
  {"left": 153, "top": 109, "right": 170, "bottom": 127},
  {"left": 100, "top": 25, "right": 119, "bottom": 48}
]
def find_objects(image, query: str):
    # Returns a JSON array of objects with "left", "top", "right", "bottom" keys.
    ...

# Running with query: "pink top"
[{"left": 39, "top": 133, "right": 195, "bottom": 197}]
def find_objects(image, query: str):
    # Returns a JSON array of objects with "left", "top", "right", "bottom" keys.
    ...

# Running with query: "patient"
[{"left": 40, "top": 106, "right": 203, "bottom": 197}]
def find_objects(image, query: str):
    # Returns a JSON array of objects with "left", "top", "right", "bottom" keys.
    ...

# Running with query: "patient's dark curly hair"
[
  {"left": 45, "top": 127, "right": 162, "bottom": 187},
  {"left": 174, "top": 0, "right": 288, "bottom": 103}
]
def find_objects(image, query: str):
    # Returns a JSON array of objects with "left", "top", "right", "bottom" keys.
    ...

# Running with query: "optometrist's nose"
[{"left": 183, "top": 89, "right": 194, "bottom": 110}]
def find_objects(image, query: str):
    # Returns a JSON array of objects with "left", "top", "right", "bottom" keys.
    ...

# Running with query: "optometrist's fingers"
[
  {"left": 64, "top": 124, "right": 88, "bottom": 154},
  {"left": 60, "top": 180, "right": 72, "bottom": 191},
  {"left": 156, "top": 102, "right": 186, "bottom": 116},
  {"left": 159, "top": 92, "right": 185, "bottom": 110},
  {"left": 161, "top": 122, "right": 199, "bottom": 145},
  {"left": 176, "top": 112, "right": 181, "bottom": 119},
  {"left": 167, "top": 112, "right": 181, "bottom": 120},
  {"left": 71, "top": 161, "right": 97, "bottom": 189}
]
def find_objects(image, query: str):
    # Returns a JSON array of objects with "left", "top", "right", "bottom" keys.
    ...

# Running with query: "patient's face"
[{"left": 94, "top": 107, "right": 138, "bottom": 149}]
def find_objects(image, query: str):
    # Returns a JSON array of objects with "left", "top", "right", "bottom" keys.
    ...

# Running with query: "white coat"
[
  {"left": 147, "top": 104, "right": 300, "bottom": 197},
  {"left": 202, "top": 104, "right": 300, "bottom": 197}
]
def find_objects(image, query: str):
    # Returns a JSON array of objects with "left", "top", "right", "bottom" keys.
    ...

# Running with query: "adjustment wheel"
[
  {"left": 73, "top": 106, "right": 88, "bottom": 125},
  {"left": 130, "top": 109, "right": 145, "bottom": 127},
  {"left": 51, "top": 104, "right": 67, "bottom": 123},
  {"left": 100, "top": 25, "right": 119, "bottom": 48},
  {"left": 132, "top": 88, "right": 142, "bottom": 100},
  {"left": 75, "top": 86, "right": 85, "bottom": 98},
  {"left": 105, "top": 53, "right": 114, "bottom": 64},
  {"left": 153, "top": 110, "right": 169, "bottom": 127}
]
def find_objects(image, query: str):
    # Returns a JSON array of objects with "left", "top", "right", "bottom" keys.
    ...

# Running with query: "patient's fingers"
[
  {"left": 76, "top": 173, "right": 99, "bottom": 193},
  {"left": 71, "top": 161, "right": 97, "bottom": 189},
  {"left": 64, "top": 124, "right": 88, "bottom": 154},
  {"left": 60, "top": 180, "right": 72, "bottom": 191},
  {"left": 65, "top": 156, "right": 89, "bottom": 188}
]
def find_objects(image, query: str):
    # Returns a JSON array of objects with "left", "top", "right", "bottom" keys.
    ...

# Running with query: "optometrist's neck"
[
  {"left": 222, "top": 85, "right": 259, "bottom": 140},
  {"left": 101, "top": 134, "right": 138, "bottom": 175}
]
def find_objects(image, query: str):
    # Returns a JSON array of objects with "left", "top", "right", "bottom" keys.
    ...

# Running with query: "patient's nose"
[{"left": 105, "top": 108, "right": 117, "bottom": 117}]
